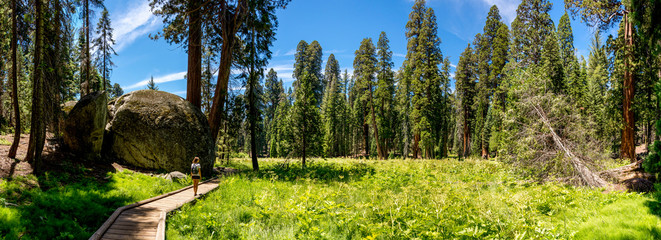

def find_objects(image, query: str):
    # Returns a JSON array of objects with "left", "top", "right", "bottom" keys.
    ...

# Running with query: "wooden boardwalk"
[{"left": 89, "top": 178, "right": 220, "bottom": 240}]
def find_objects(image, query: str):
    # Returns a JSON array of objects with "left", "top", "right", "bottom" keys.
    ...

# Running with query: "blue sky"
[{"left": 103, "top": 0, "right": 608, "bottom": 97}]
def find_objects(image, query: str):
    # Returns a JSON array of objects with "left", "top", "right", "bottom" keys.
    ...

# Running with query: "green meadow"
[{"left": 166, "top": 158, "right": 661, "bottom": 240}]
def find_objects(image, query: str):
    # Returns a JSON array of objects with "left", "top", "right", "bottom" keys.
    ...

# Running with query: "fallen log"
[
  {"left": 532, "top": 104, "right": 611, "bottom": 188},
  {"left": 598, "top": 160, "right": 656, "bottom": 183}
]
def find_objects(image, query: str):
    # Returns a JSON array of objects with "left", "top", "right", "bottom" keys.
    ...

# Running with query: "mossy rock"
[{"left": 104, "top": 90, "right": 214, "bottom": 176}]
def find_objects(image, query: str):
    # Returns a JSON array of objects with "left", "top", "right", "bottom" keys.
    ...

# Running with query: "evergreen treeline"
[
  {"left": 1, "top": 0, "right": 660, "bottom": 176},
  {"left": 215, "top": 0, "right": 660, "bottom": 175}
]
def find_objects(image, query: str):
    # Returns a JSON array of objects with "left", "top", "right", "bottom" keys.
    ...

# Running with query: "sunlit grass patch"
[
  {"left": 167, "top": 158, "right": 660, "bottom": 239},
  {"left": 0, "top": 169, "right": 189, "bottom": 239},
  {"left": 0, "top": 138, "right": 12, "bottom": 146}
]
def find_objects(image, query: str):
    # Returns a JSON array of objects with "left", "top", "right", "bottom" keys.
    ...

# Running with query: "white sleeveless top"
[{"left": 191, "top": 163, "right": 201, "bottom": 176}]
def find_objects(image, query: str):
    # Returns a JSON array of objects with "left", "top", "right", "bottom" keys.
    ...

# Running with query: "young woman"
[{"left": 191, "top": 157, "right": 201, "bottom": 196}]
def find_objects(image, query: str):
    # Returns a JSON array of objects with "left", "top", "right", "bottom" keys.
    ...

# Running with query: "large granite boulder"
[
  {"left": 104, "top": 90, "right": 214, "bottom": 176},
  {"left": 63, "top": 91, "right": 108, "bottom": 159}
]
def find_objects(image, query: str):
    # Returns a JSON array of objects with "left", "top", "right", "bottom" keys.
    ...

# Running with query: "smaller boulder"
[
  {"left": 168, "top": 171, "right": 187, "bottom": 180},
  {"left": 63, "top": 91, "right": 108, "bottom": 159}
]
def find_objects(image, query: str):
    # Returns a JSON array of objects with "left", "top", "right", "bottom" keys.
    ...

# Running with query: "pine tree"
[
  {"left": 201, "top": 42, "right": 216, "bottom": 115},
  {"left": 375, "top": 31, "right": 396, "bottom": 158},
  {"left": 293, "top": 40, "right": 324, "bottom": 105},
  {"left": 111, "top": 83, "right": 123, "bottom": 99},
  {"left": 455, "top": 44, "right": 477, "bottom": 158},
  {"left": 584, "top": 31, "right": 610, "bottom": 139},
  {"left": 77, "top": 0, "right": 104, "bottom": 95},
  {"left": 473, "top": 5, "right": 508, "bottom": 158},
  {"left": 234, "top": 0, "right": 280, "bottom": 170},
  {"left": 354, "top": 38, "right": 384, "bottom": 159},
  {"left": 93, "top": 7, "right": 116, "bottom": 92},
  {"left": 265, "top": 69, "right": 283, "bottom": 123},
  {"left": 542, "top": 29, "right": 565, "bottom": 94},
  {"left": 147, "top": 76, "right": 158, "bottom": 90},
  {"left": 510, "top": 0, "right": 554, "bottom": 65},
  {"left": 402, "top": 0, "right": 444, "bottom": 158},
  {"left": 399, "top": 0, "right": 425, "bottom": 158},
  {"left": 264, "top": 68, "right": 282, "bottom": 155},
  {"left": 321, "top": 54, "right": 343, "bottom": 157},
  {"left": 292, "top": 71, "right": 322, "bottom": 168}
]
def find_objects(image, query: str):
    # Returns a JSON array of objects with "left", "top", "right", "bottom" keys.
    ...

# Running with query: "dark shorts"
[{"left": 192, "top": 175, "right": 201, "bottom": 180}]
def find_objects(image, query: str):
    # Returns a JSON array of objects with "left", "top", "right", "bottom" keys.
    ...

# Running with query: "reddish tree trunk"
[
  {"left": 186, "top": 0, "right": 202, "bottom": 108},
  {"left": 412, "top": 133, "right": 420, "bottom": 159},
  {"left": 368, "top": 84, "right": 385, "bottom": 160},
  {"left": 208, "top": 0, "right": 247, "bottom": 141},
  {"left": 621, "top": 12, "right": 636, "bottom": 162},
  {"left": 208, "top": 36, "right": 234, "bottom": 141}
]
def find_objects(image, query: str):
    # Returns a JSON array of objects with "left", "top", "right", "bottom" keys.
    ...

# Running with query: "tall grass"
[{"left": 167, "top": 158, "right": 661, "bottom": 239}]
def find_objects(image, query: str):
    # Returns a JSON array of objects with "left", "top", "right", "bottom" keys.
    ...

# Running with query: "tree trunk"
[
  {"left": 621, "top": 12, "right": 636, "bottom": 162},
  {"left": 462, "top": 112, "right": 470, "bottom": 158},
  {"left": 248, "top": 24, "right": 259, "bottom": 171},
  {"left": 368, "top": 84, "right": 384, "bottom": 159},
  {"left": 187, "top": 0, "right": 202, "bottom": 108},
  {"left": 85, "top": 0, "right": 90, "bottom": 94},
  {"left": 26, "top": 0, "right": 46, "bottom": 172},
  {"left": 412, "top": 133, "right": 420, "bottom": 159},
  {"left": 363, "top": 122, "right": 369, "bottom": 158},
  {"left": 302, "top": 126, "right": 307, "bottom": 169},
  {"left": 8, "top": 0, "right": 20, "bottom": 158},
  {"left": 533, "top": 105, "right": 610, "bottom": 188}
]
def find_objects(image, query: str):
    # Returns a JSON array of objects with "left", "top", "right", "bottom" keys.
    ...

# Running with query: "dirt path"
[{"left": 0, "top": 134, "right": 34, "bottom": 178}]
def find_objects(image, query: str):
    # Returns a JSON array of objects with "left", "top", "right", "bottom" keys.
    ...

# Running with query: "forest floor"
[
  {"left": 0, "top": 134, "right": 34, "bottom": 178},
  {"left": 168, "top": 158, "right": 661, "bottom": 240}
]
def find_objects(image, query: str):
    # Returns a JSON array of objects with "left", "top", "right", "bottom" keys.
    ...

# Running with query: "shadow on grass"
[
  {"left": 238, "top": 160, "right": 376, "bottom": 183},
  {"left": 0, "top": 153, "right": 178, "bottom": 239}
]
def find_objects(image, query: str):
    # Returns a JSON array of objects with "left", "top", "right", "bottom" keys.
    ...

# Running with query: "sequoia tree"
[{"left": 565, "top": 0, "right": 636, "bottom": 161}]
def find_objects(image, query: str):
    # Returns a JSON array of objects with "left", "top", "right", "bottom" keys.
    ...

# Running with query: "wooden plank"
[
  {"left": 101, "top": 232, "right": 155, "bottom": 240},
  {"left": 115, "top": 215, "right": 161, "bottom": 222},
  {"left": 106, "top": 228, "right": 157, "bottom": 235},
  {"left": 111, "top": 221, "right": 159, "bottom": 228},
  {"left": 106, "top": 228, "right": 156, "bottom": 236},
  {"left": 107, "top": 224, "right": 158, "bottom": 231}
]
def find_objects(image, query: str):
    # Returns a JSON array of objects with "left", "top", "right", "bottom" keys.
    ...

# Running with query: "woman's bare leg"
[{"left": 193, "top": 179, "right": 199, "bottom": 195}]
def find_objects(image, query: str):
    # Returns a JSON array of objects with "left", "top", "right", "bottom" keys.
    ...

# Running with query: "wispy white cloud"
[
  {"left": 478, "top": 0, "right": 518, "bottom": 24},
  {"left": 111, "top": 1, "right": 161, "bottom": 52},
  {"left": 277, "top": 72, "right": 294, "bottom": 83},
  {"left": 268, "top": 64, "right": 294, "bottom": 73},
  {"left": 127, "top": 71, "right": 187, "bottom": 89},
  {"left": 450, "top": 63, "right": 457, "bottom": 68},
  {"left": 393, "top": 53, "right": 406, "bottom": 58},
  {"left": 284, "top": 49, "right": 296, "bottom": 56}
]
